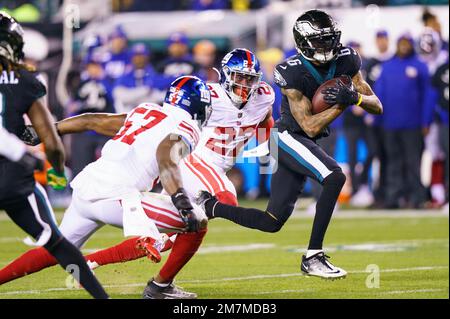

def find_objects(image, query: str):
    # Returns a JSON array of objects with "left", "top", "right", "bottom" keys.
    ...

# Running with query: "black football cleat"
[
  {"left": 301, "top": 252, "right": 347, "bottom": 280},
  {"left": 195, "top": 191, "right": 217, "bottom": 219},
  {"left": 142, "top": 279, "right": 197, "bottom": 299}
]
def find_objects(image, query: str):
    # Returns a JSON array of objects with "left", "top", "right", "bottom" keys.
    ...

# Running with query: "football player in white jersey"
[
  {"left": 10, "top": 49, "right": 274, "bottom": 298},
  {"left": 0, "top": 76, "right": 212, "bottom": 294}
]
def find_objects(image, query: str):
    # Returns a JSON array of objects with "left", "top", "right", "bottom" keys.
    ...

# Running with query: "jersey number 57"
[{"left": 113, "top": 106, "right": 167, "bottom": 145}]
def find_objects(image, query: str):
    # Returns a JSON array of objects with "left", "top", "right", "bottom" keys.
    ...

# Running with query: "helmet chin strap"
[
  {"left": 297, "top": 47, "right": 314, "bottom": 61},
  {"left": 220, "top": 67, "right": 245, "bottom": 108},
  {"left": 298, "top": 47, "right": 335, "bottom": 65},
  {"left": 212, "top": 67, "right": 221, "bottom": 81},
  {"left": 225, "top": 89, "right": 245, "bottom": 108}
]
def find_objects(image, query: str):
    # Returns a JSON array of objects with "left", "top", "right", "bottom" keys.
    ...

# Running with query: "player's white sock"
[
  {"left": 87, "top": 260, "right": 99, "bottom": 270},
  {"left": 152, "top": 280, "right": 170, "bottom": 288},
  {"left": 306, "top": 249, "right": 323, "bottom": 258}
]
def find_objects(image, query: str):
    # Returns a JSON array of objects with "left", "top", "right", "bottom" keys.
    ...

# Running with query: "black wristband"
[{"left": 171, "top": 188, "right": 193, "bottom": 211}]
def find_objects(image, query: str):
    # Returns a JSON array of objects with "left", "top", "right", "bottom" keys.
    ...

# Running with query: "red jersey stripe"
[
  {"left": 180, "top": 121, "right": 199, "bottom": 143},
  {"left": 141, "top": 201, "right": 180, "bottom": 219},
  {"left": 245, "top": 50, "right": 253, "bottom": 68},
  {"left": 143, "top": 208, "right": 185, "bottom": 229},
  {"left": 170, "top": 77, "right": 191, "bottom": 104},
  {"left": 193, "top": 153, "right": 226, "bottom": 191},
  {"left": 184, "top": 158, "right": 214, "bottom": 193}
]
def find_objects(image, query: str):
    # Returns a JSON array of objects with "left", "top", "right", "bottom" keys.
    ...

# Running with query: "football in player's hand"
[{"left": 311, "top": 75, "right": 352, "bottom": 114}]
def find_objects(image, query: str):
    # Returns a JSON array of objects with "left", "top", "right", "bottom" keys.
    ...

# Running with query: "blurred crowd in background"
[
  {"left": 0, "top": 0, "right": 448, "bottom": 20},
  {"left": 1, "top": 0, "right": 448, "bottom": 211}
]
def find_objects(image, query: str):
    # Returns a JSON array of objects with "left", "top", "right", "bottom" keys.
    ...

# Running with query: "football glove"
[
  {"left": 322, "top": 76, "right": 360, "bottom": 106},
  {"left": 171, "top": 188, "right": 199, "bottom": 232},
  {"left": 47, "top": 168, "right": 68, "bottom": 190},
  {"left": 21, "top": 125, "right": 41, "bottom": 146}
]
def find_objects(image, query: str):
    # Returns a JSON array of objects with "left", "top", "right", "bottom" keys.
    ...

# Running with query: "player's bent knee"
[
  {"left": 260, "top": 213, "right": 284, "bottom": 233},
  {"left": 43, "top": 231, "right": 65, "bottom": 252},
  {"left": 265, "top": 222, "right": 283, "bottom": 233},
  {"left": 323, "top": 170, "right": 346, "bottom": 187},
  {"left": 215, "top": 191, "right": 238, "bottom": 206}
]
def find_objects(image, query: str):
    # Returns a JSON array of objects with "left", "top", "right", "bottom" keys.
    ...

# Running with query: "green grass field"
[{"left": 0, "top": 199, "right": 448, "bottom": 299}]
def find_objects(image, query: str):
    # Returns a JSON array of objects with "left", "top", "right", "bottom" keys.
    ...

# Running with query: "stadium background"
[
  {"left": 0, "top": 0, "right": 449, "bottom": 298},
  {"left": 1, "top": 0, "right": 448, "bottom": 211}
]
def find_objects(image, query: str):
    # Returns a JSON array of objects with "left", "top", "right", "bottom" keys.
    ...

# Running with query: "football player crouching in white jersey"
[
  {"left": 0, "top": 76, "right": 212, "bottom": 291},
  {"left": 15, "top": 49, "right": 275, "bottom": 299}
]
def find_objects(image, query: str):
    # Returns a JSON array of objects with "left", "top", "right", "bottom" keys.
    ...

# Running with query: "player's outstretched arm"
[
  {"left": 27, "top": 98, "right": 65, "bottom": 174},
  {"left": 351, "top": 71, "right": 383, "bottom": 115},
  {"left": 283, "top": 88, "right": 346, "bottom": 138},
  {"left": 56, "top": 113, "right": 126, "bottom": 136},
  {"left": 20, "top": 113, "right": 126, "bottom": 146}
]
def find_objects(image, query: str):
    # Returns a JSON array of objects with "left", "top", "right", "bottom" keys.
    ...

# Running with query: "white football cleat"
[{"left": 301, "top": 252, "right": 347, "bottom": 279}]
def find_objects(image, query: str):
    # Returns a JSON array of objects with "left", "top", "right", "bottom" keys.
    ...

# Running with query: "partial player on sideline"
[{"left": 0, "top": 12, "right": 109, "bottom": 298}]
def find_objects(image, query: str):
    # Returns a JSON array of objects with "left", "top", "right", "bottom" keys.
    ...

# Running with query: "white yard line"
[
  {"left": 81, "top": 243, "right": 277, "bottom": 255},
  {"left": 245, "top": 288, "right": 449, "bottom": 296},
  {"left": 198, "top": 243, "right": 275, "bottom": 254},
  {"left": 0, "top": 265, "right": 447, "bottom": 296},
  {"left": 177, "top": 266, "right": 450, "bottom": 282},
  {"left": 291, "top": 210, "right": 449, "bottom": 219},
  {"left": 349, "top": 266, "right": 449, "bottom": 274},
  {"left": 251, "top": 289, "right": 313, "bottom": 295},
  {"left": 380, "top": 288, "right": 447, "bottom": 295},
  {"left": 283, "top": 238, "right": 449, "bottom": 253}
]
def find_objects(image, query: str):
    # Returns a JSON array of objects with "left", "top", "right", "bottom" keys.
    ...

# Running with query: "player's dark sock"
[
  {"left": 205, "top": 199, "right": 283, "bottom": 233},
  {"left": 47, "top": 237, "right": 109, "bottom": 299},
  {"left": 308, "top": 171, "right": 346, "bottom": 250}
]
